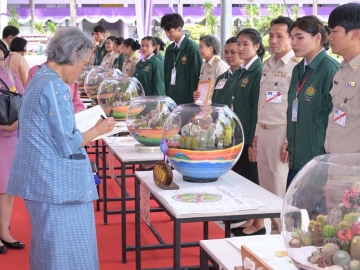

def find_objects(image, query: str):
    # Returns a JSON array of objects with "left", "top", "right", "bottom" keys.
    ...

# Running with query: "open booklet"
[{"left": 75, "top": 105, "right": 128, "bottom": 141}]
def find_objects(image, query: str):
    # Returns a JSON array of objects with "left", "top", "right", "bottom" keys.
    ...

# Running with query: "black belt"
[{"left": 69, "top": 154, "right": 86, "bottom": 160}]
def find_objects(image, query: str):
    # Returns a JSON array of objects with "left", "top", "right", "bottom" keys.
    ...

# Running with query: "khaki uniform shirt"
[
  {"left": 199, "top": 55, "right": 229, "bottom": 103},
  {"left": 325, "top": 54, "right": 360, "bottom": 153},
  {"left": 255, "top": 50, "right": 298, "bottom": 136},
  {"left": 122, "top": 53, "right": 140, "bottom": 77},
  {"left": 100, "top": 51, "right": 117, "bottom": 69}
]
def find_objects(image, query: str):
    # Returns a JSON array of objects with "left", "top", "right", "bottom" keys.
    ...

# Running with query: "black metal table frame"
[
  {"left": 200, "top": 246, "right": 220, "bottom": 270},
  {"left": 134, "top": 175, "right": 281, "bottom": 270},
  {"left": 101, "top": 141, "right": 164, "bottom": 263}
]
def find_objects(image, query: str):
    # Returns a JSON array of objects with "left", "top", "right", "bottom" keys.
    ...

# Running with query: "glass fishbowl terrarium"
[
  {"left": 126, "top": 96, "right": 177, "bottom": 146},
  {"left": 84, "top": 66, "right": 122, "bottom": 104},
  {"left": 78, "top": 65, "right": 93, "bottom": 98},
  {"left": 98, "top": 76, "right": 145, "bottom": 119},
  {"left": 282, "top": 154, "right": 360, "bottom": 269},
  {"left": 161, "top": 103, "right": 243, "bottom": 183}
]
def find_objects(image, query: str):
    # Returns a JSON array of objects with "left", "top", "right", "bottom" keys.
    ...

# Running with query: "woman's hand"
[
  {"left": 248, "top": 146, "right": 257, "bottom": 162},
  {"left": 1, "top": 121, "right": 18, "bottom": 131},
  {"left": 193, "top": 91, "right": 200, "bottom": 101},
  {"left": 94, "top": 117, "right": 116, "bottom": 135},
  {"left": 280, "top": 142, "right": 289, "bottom": 163}
]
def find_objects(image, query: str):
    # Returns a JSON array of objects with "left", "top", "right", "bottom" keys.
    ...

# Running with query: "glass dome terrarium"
[
  {"left": 282, "top": 154, "right": 360, "bottom": 270},
  {"left": 98, "top": 76, "right": 145, "bottom": 119},
  {"left": 78, "top": 65, "right": 93, "bottom": 98},
  {"left": 84, "top": 66, "right": 122, "bottom": 104},
  {"left": 126, "top": 96, "right": 177, "bottom": 147},
  {"left": 161, "top": 103, "right": 243, "bottom": 183}
]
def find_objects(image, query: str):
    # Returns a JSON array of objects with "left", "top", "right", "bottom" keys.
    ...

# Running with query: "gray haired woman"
[
  {"left": 7, "top": 27, "right": 115, "bottom": 270},
  {"left": 194, "top": 35, "right": 229, "bottom": 104}
]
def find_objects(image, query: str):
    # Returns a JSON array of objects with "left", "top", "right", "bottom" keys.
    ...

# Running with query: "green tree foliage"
[
  {"left": 33, "top": 22, "right": 46, "bottom": 34},
  {"left": 8, "top": 8, "right": 20, "bottom": 29},
  {"left": 184, "top": 24, "right": 210, "bottom": 43},
  {"left": 46, "top": 21, "right": 59, "bottom": 35},
  {"left": 203, "top": 1, "right": 217, "bottom": 35},
  {"left": 291, "top": 5, "right": 300, "bottom": 21}
]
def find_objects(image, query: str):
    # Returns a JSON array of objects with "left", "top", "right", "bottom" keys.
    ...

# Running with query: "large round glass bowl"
[
  {"left": 98, "top": 76, "right": 145, "bottom": 119},
  {"left": 84, "top": 67, "right": 122, "bottom": 104},
  {"left": 282, "top": 154, "right": 360, "bottom": 269},
  {"left": 78, "top": 65, "right": 93, "bottom": 98},
  {"left": 126, "top": 96, "right": 177, "bottom": 146},
  {"left": 161, "top": 104, "right": 243, "bottom": 183}
]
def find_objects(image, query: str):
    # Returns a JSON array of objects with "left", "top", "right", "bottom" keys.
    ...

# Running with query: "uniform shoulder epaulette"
[
  {"left": 214, "top": 57, "right": 221, "bottom": 62},
  {"left": 263, "top": 55, "right": 271, "bottom": 64},
  {"left": 292, "top": 56, "right": 302, "bottom": 63}
]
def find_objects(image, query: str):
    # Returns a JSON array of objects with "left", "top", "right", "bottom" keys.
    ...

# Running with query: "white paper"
[
  {"left": 75, "top": 105, "right": 127, "bottom": 141},
  {"left": 157, "top": 185, "right": 257, "bottom": 215}
]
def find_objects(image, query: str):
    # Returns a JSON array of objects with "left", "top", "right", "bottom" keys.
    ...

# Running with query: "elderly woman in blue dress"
[{"left": 7, "top": 27, "right": 116, "bottom": 270}]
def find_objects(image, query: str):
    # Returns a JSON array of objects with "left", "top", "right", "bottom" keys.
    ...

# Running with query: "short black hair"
[
  {"left": 114, "top": 37, "right": 124, "bottom": 46},
  {"left": 328, "top": 3, "right": 360, "bottom": 34},
  {"left": 237, "top": 28, "right": 265, "bottom": 60},
  {"left": 2, "top": 25, "right": 19, "bottom": 39},
  {"left": 123, "top": 38, "right": 141, "bottom": 51},
  {"left": 292, "top": 16, "right": 329, "bottom": 48},
  {"left": 225, "top": 37, "right": 238, "bottom": 44},
  {"left": 93, "top": 25, "right": 105, "bottom": 33},
  {"left": 10, "top": 37, "right": 27, "bottom": 52},
  {"left": 160, "top": 13, "right": 184, "bottom": 31},
  {"left": 142, "top": 36, "right": 158, "bottom": 54},
  {"left": 106, "top": 36, "right": 116, "bottom": 42},
  {"left": 270, "top": 16, "right": 294, "bottom": 36},
  {"left": 154, "top": 37, "right": 165, "bottom": 51}
]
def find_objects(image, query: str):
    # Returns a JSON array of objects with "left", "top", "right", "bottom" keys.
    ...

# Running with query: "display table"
[
  {"left": 200, "top": 235, "right": 297, "bottom": 270},
  {"left": 134, "top": 170, "right": 284, "bottom": 270},
  {"left": 102, "top": 136, "right": 164, "bottom": 263}
]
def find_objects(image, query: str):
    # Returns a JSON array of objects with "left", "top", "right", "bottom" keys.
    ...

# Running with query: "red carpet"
[{"left": 2, "top": 168, "right": 225, "bottom": 269}]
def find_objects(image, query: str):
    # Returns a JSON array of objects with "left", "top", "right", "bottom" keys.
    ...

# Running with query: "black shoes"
[
  {"left": 232, "top": 227, "right": 266, "bottom": 237},
  {"left": 0, "top": 245, "right": 7, "bottom": 254},
  {"left": 0, "top": 238, "right": 25, "bottom": 249}
]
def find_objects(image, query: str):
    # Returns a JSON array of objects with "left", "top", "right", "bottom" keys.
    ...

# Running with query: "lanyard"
[
  {"left": 173, "top": 48, "right": 181, "bottom": 68},
  {"left": 296, "top": 67, "right": 312, "bottom": 99}
]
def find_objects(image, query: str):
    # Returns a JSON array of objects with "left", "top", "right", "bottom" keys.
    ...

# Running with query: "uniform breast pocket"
[{"left": 339, "top": 87, "right": 360, "bottom": 117}]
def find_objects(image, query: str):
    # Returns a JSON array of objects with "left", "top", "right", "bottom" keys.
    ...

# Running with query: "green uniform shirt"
[
  {"left": 164, "top": 35, "right": 202, "bottom": 105},
  {"left": 94, "top": 42, "right": 107, "bottom": 66},
  {"left": 212, "top": 68, "right": 239, "bottom": 106},
  {"left": 134, "top": 56, "right": 165, "bottom": 96},
  {"left": 112, "top": 53, "right": 126, "bottom": 70},
  {"left": 286, "top": 50, "right": 339, "bottom": 171},
  {"left": 231, "top": 58, "right": 263, "bottom": 145},
  {"left": 155, "top": 52, "right": 164, "bottom": 62}
]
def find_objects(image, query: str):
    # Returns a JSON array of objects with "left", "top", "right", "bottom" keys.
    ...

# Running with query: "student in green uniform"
[
  {"left": 283, "top": 16, "right": 339, "bottom": 188},
  {"left": 134, "top": 36, "right": 165, "bottom": 96},
  {"left": 112, "top": 37, "right": 126, "bottom": 70},
  {"left": 93, "top": 25, "right": 107, "bottom": 66},
  {"left": 160, "top": 13, "right": 203, "bottom": 105},
  {"left": 229, "top": 29, "right": 265, "bottom": 236},
  {"left": 154, "top": 37, "right": 165, "bottom": 62},
  {"left": 212, "top": 37, "right": 243, "bottom": 105}
]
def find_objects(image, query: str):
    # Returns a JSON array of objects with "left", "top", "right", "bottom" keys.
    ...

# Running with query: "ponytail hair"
[
  {"left": 237, "top": 28, "right": 265, "bottom": 61},
  {"left": 123, "top": 38, "right": 141, "bottom": 51}
]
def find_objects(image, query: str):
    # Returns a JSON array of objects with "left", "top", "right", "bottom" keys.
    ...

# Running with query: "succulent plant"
[
  {"left": 338, "top": 228, "right": 353, "bottom": 242},
  {"left": 316, "top": 214, "right": 327, "bottom": 228},
  {"left": 300, "top": 231, "right": 313, "bottom": 246},
  {"left": 327, "top": 205, "right": 346, "bottom": 225},
  {"left": 308, "top": 220, "right": 316, "bottom": 232},
  {"left": 333, "top": 250, "right": 351, "bottom": 266},
  {"left": 338, "top": 221, "right": 352, "bottom": 231},
  {"left": 322, "top": 243, "right": 340, "bottom": 258},
  {"left": 289, "top": 238, "right": 302, "bottom": 248},
  {"left": 349, "top": 213, "right": 360, "bottom": 224},
  {"left": 317, "top": 256, "right": 333, "bottom": 268},
  {"left": 312, "top": 224, "right": 324, "bottom": 247},
  {"left": 307, "top": 250, "right": 322, "bottom": 264},
  {"left": 353, "top": 221, "right": 360, "bottom": 236},
  {"left": 351, "top": 235, "right": 360, "bottom": 260},
  {"left": 291, "top": 228, "right": 301, "bottom": 239},
  {"left": 324, "top": 237, "right": 339, "bottom": 246},
  {"left": 350, "top": 260, "right": 360, "bottom": 270},
  {"left": 322, "top": 225, "right": 337, "bottom": 238}
]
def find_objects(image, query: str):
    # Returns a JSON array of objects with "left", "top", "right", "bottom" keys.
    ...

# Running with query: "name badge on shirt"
[
  {"left": 171, "top": 68, "right": 176, "bottom": 85},
  {"left": 292, "top": 100, "right": 298, "bottom": 122},
  {"left": 333, "top": 109, "right": 346, "bottom": 127},
  {"left": 215, "top": 79, "right": 227, "bottom": 90},
  {"left": 345, "top": 82, "right": 356, "bottom": 87},
  {"left": 266, "top": 91, "right": 282, "bottom": 103}
]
